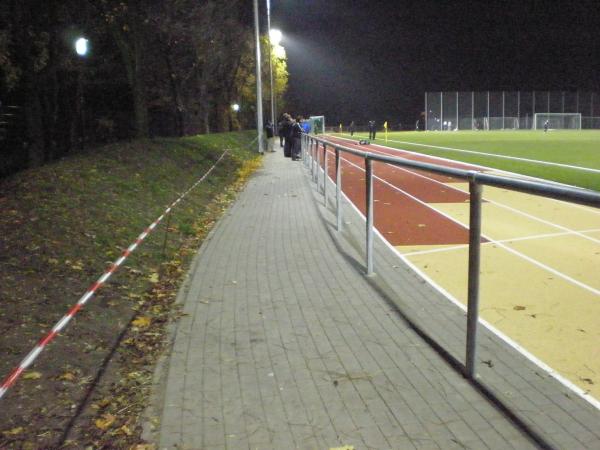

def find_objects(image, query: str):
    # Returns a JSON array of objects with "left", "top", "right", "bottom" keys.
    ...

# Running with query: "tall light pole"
[
  {"left": 269, "top": 27, "right": 283, "bottom": 131},
  {"left": 266, "top": 0, "right": 275, "bottom": 129},
  {"left": 74, "top": 37, "right": 89, "bottom": 150},
  {"left": 253, "top": 0, "right": 264, "bottom": 153}
]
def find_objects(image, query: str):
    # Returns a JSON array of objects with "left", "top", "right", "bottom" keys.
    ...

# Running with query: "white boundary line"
[
  {"left": 401, "top": 228, "right": 600, "bottom": 257},
  {"left": 365, "top": 149, "right": 600, "bottom": 246},
  {"left": 337, "top": 153, "right": 600, "bottom": 296},
  {"left": 344, "top": 132, "right": 600, "bottom": 174},
  {"left": 314, "top": 147, "right": 600, "bottom": 410},
  {"left": 330, "top": 134, "right": 600, "bottom": 217}
]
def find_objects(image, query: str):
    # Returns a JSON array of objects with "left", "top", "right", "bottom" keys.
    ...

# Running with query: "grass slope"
[
  {"left": 338, "top": 130, "right": 600, "bottom": 191},
  {"left": 0, "top": 132, "right": 260, "bottom": 448}
]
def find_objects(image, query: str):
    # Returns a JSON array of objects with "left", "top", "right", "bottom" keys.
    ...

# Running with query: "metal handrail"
[{"left": 301, "top": 133, "right": 600, "bottom": 379}]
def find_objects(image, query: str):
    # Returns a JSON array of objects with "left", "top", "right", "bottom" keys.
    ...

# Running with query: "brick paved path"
[{"left": 145, "top": 151, "right": 550, "bottom": 449}]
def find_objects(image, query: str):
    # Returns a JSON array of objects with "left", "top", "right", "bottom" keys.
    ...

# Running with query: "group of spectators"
[{"left": 265, "top": 114, "right": 310, "bottom": 161}]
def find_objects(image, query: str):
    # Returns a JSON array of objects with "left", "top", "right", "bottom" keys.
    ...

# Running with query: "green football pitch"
[{"left": 336, "top": 130, "right": 600, "bottom": 191}]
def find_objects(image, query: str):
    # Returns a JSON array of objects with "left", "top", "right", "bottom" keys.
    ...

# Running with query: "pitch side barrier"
[{"left": 301, "top": 133, "right": 600, "bottom": 381}]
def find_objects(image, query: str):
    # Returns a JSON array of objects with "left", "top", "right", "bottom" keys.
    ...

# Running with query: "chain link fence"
[{"left": 425, "top": 91, "right": 600, "bottom": 131}]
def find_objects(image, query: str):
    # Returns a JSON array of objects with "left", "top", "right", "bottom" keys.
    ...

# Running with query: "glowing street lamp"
[
  {"left": 231, "top": 103, "right": 240, "bottom": 112},
  {"left": 269, "top": 28, "right": 282, "bottom": 46},
  {"left": 75, "top": 37, "right": 89, "bottom": 56}
]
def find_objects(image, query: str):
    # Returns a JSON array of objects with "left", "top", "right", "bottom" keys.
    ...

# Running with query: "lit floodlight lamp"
[
  {"left": 75, "top": 37, "right": 89, "bottom": 56},
  {"left": 231, "top": 103, "right": 240, "bottom": 112},
  {"left": 269, "top": 28, "right": 282, "bottom": 46},
  {"left": 273, "top": 44, "right": 286, "bottom": 59}
]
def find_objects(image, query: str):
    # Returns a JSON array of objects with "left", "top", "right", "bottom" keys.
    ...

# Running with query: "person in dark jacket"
[
  {"left": 280, "top": 113, "right": 294, "bottom": 157},
  {"left": 349, "top": 121, "right": 356, "bottom": 136},
  {"left": 291, "top": 116, "right": 303, "bottom": 161},
  {"left": 265, "top": 120, "right": 275, "bottom": 152},
  {"left": 368, "top": 120, "right": 376, "bottom": 140},
  {"left": 277, "top": 116, "right": 286, "bottom": 147}
]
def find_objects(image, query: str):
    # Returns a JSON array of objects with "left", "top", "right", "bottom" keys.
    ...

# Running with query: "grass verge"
[{"left": 0, "top": 131, "right": 260, "bottom": 449}]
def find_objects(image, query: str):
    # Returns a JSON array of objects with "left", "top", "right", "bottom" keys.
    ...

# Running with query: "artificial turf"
[{"left": 337, "top": 130, "right": 600, "bottom": 191}]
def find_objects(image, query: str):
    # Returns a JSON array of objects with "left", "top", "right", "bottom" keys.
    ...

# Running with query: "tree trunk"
[
  {"left": 132, "top": 36, "right": 148, "bottom": 138},
  {"left": 109, "top": 17, "right": 149, "bottom": 138},
  {"left": 199, "top": 81, "right": 210, "bottom": 134},
  {"left": 24, "top": 85, "right": 45, "bottom": 167},
  {"left": 215, "top": 102, "right": 228, "bottom": 132},
  {"left": 164, "top": 52, "right": 184, "bottom": 137}
]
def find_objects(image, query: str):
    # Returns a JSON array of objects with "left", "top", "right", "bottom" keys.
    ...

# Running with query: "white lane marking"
[
  {"left": 359, "top": 146, "right": 600, "bottom": 246},
  {"left": 330, "top": 134, "right": 600, "bottom": 217},
  {"left": 329, "top": 171, "right": 600, "bottom": 410},
  {"left": 315, "top": 143, "right": 600, "bottom": 409},
  {"left": 337, "top": 153, "right": 600, "bottom": 296},
  {"left": 400, "top": 228, "right": 600, "bottom": 257},
  {"left": 338, "top": 133, "right": 600, "bottom": 174}
]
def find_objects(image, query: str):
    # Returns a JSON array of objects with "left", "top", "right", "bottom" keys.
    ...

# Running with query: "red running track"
[{"left": 319, "top": 137, "right": 487, "bottom": 247}]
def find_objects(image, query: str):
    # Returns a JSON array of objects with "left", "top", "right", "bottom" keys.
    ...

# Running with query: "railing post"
[
  {"left": 365, "top": 157, "right": 374, "bottom": 275},
  {"left": 466, "top": 179, "right": 483, "bottom": 378},
  {"left": 304, "top": 135, "right": 309, "bottom": 167},
  {"left": 323, "top": 143, "right": 328, "bottom": 205},
  {"left": 319, "top": 143, "right": 326, "bottom": 193},
  {"left": 336, "top": 148, "right": 342, "bottom": 231},
  {"left": 311, "top": 141, "right": 316, "bottom": 181},
  {"left": 303, "top": 136, "right": 308, "bottom": 166},
  {"left": 314, "top": 141, "right": 319, "bottom": 183}
]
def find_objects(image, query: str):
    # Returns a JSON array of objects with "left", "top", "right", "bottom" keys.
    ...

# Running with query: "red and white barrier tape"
[{"left": 0, "top": 150, "right": 228, "bottom": 400}]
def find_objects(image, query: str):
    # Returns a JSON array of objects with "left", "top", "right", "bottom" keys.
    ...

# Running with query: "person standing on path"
[
  {"left": 281, "top": 113, "right": 293, "bottom": 157},
  {"left": 349, "top": 121, "right": 355, "bottom": 136},
  {"left": 265, "top": 120, "right": 275, "bottom": 152},
  {"left": 368, "top": 120, "right": 377, "bottom": 140},
  {"left": 277, "top": 116, "right": 285, "bottom": 148},
  {"left": 291, "top": 116, "right": 303, "bottom": 161}
]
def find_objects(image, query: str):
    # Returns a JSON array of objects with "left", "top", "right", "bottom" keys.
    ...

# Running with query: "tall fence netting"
[{"left": 425, "top": 91, "right": 600, "bottom": 130}]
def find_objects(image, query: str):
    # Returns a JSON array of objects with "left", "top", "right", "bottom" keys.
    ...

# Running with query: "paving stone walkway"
[{"left": 144, "top": 150, "right": 580, "bottom": 449}]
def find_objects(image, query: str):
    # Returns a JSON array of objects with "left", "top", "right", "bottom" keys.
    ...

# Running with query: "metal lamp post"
[
  {"left": 267, "top": 0, "right": 283, "bottom": 132},
  {"left": 253, "top": 0, "right": 264, "bottom": 153},
  {"left": 74, "top": 37, "right": 89, "bottom": 150}
]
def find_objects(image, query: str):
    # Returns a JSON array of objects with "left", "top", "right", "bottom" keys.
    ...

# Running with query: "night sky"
[{"left": 271, "top": 0, "right": 600, "bottom": 127}]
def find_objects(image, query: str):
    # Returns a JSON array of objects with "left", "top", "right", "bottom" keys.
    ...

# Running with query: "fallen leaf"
[
  {"left": 95, "top": 413, "right": 116, "bottom": 430},
  {"left": 93, "top": 397, "right": 112, "bottom": 409},
  {"left": 130, "top": 444, "right": 156, "bottom": 450},
  {"left": 513, "top": 305, "right": 526, "bottom": 311},
  {"left": 23, "top": 371, "right": 42, "bottom": 380},
  {"left": 118, "top": 424, "right": 133, "bottom": 436},
  {"left": 3, "top": 427, "right": 24, "bottom": 436},
  {"left": 148, "top": 273, "right": 159, "bottom": 283},
  {"left": 58, "top": 372, "right": 77, "bottom": 381},
  {"left": 132, "top": 316, "right": 151, "bottom": 328},
  {"left": 417, "top": 223, "right": 426, "bottom": 228}
]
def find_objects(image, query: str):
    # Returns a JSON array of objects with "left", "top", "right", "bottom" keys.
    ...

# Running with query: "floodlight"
[
  {"left": 269, "top": 29, "right": 282, "bottom": 46},
  {"left": 75, "top": 37, "right": 88, "bottom": 56},
  {"left": 273, "top": 44, "right": 286, "bottom": 59},
  {"left": 231, "top": 103, "right": 240, "bottom": 112}
]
